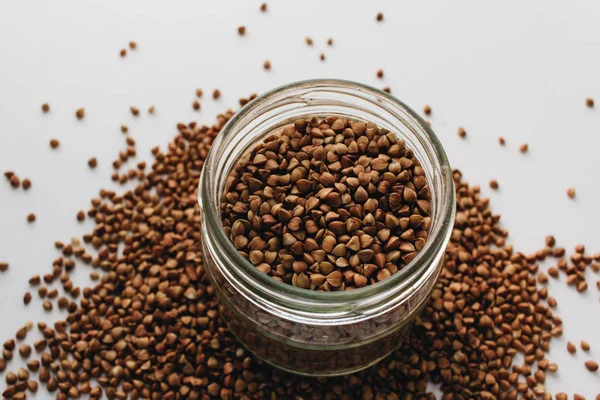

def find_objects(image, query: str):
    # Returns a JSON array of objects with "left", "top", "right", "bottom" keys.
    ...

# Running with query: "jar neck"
[{"left": 199, "top": 79, "right": 455, "bottom": 323}]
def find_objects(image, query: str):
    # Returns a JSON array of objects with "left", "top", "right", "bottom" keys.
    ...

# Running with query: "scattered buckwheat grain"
[
  {"left": 87, "top": 157, "right": 97, "bottom": 169},
  {"left": 586, "top": 98, "right": 594, "bottom": 108},
  {"left": 585, "top": 361, "right": 598, "bottom": 372},
  {"left": 581, "top": 341, "right": 590, "bottom": 351}
]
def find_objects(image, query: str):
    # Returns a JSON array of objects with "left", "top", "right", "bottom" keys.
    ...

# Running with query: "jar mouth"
[{"left": 199, "top": 79, "right": 455, "bottom": 305}]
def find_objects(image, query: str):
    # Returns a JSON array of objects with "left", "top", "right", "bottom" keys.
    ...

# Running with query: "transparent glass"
[{"left": 198, "top": 79, "right": 455, "bottom": 376}]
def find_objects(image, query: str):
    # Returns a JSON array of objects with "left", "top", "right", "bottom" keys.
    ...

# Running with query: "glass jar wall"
[{"left": 198, "top": 79, "right": 455, "bottom": 376}]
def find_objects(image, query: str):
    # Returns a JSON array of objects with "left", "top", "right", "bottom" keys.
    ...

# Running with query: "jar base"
[
  {"left": 244, "top": 341, "right": 394, "bottom": 377},
  {"left": 220, "top": 298, "right": 420, "bottom": 376}
]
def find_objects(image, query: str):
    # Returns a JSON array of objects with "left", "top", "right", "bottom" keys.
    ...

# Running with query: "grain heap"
[{"left": 1, "top": 111, "right": 597, "bottom": 399}]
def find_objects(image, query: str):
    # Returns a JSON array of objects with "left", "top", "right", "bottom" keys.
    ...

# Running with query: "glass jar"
[{"left": 198, "top": 79, "right": 455, "bottom": 376}]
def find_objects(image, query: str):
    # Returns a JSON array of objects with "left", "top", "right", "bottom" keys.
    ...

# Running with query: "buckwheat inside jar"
[{"left": 198, "top": 79, "right": 455, "bottom": 375}]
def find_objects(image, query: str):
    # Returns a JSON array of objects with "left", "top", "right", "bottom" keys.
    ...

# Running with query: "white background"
[{"left": 1, "top": 0, "right": 599, "bottom": 397}]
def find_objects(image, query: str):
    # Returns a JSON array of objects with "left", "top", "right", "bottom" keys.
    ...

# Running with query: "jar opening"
[{"left": 199, "top": 79, "right": 455, "bottom": 306}]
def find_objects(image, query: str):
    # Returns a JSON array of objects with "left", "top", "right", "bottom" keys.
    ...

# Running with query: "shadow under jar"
[{"left": 198, "top": 79, "right": 455, "bottom": 376}]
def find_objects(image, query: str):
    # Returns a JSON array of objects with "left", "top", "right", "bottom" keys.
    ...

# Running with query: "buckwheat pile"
[{"left": 1, "top": 111, "right": 598, "bottom": 399}]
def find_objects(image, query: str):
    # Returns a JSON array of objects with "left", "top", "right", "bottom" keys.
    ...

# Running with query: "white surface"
[{"left": 1, "top": 0, "right": 599, "bottom": 396}]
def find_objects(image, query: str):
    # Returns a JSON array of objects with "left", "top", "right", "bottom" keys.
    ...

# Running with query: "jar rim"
[{"left": 199, "top": 78, "right": 455, "bottom": 306}]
